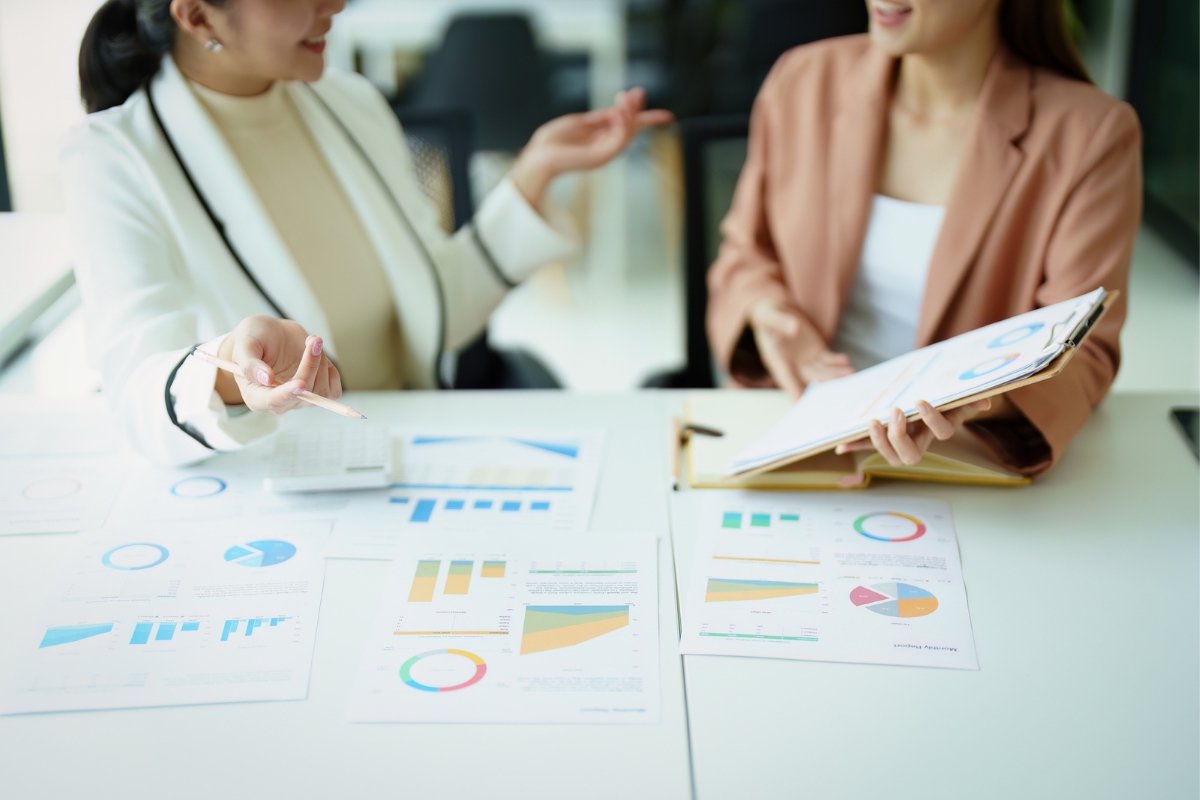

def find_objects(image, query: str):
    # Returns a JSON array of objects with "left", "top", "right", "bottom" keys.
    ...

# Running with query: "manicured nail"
[
  {"left": 292, "top": 384, "right": 305, "bottom": 396},
  {"left": 256, "top": 369, "right": 270, "bottom": 385},
  {"left": 312, "top": 339, "right": 322, "bottom": 356}
]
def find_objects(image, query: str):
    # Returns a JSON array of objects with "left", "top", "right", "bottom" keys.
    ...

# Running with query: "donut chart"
[
  {"left": 171, "top": 476, "right": 227, "bottom": 498},
  {"left": 224, "top": 539, "right": 296, "bottom": 567},
  {"left": 959, "top": 353, "right": 1019, "bottom": 381},
  {"left": 850, "top": 582, "right": 938, "bottom": 618},
  {"left": 988, "top": 322, "right": 1044, "bottom": 348},
  {"left": 854, "top": 512, "right": 926, "bottom": 543},
  {"left": 400, "top": 649, "right": 487, "bottom": 692},
  {"left": 102, "top": 543, "right": 169, "bottom": 571}
]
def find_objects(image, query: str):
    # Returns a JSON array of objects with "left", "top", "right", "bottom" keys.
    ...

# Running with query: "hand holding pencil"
[{"left": 203, "top": 315, "right": 362, "bottom": 419}]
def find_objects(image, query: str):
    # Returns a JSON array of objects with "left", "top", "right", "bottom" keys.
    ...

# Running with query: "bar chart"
[
  {"left": 220, "top": 616, "right": 293, "bottom": 642},
  {"left": 129, "top": 619, "right": 201, "bottom": 645}
]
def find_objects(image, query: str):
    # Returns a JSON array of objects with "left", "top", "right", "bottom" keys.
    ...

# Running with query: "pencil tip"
[{"left": 360, "top": 414, "right": 368, "bottom": 420}]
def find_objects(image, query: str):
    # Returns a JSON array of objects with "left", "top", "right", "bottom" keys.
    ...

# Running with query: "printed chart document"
[
  {"left": 730, "top": 288, "right": 1108, "bottom": 476},
  {"left": 329, "top": 428, "right": 605, "bottom": 559},
  {"left": 346, "top": 532, "right": 658, "bottom": 723},
  {"left": 0, "top": 455, "right": 129, "bottom": 535},
  {"left": 106, "top": 447, "right": 348, "bottom": 526},
  {"left": 678, "top": 491, "right": 977, "bottom": 670},
  {"left": 0, "top": 520, "right": 330, "bottom": 714}
]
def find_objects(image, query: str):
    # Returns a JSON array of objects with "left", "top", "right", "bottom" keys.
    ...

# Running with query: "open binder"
[{"left": 684, "top": 288, "right": 1114, "bottom": 490}]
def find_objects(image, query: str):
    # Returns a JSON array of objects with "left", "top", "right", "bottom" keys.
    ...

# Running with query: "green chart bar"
[
  {"left": 722, "top": 512, "right": 742, "bottom": 529},
  {"left": 750, "top": 514, "right": 771, "bottom": 527},
  {"left": 780, "top": 514, "right": 800, "bottom": 522}
]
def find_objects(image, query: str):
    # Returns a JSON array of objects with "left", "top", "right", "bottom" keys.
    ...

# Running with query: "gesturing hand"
[
  {"left": 835, "top": 399, "right": 994, "bottom": 466},
  {"left": 745, "top": 298, "right": 855, "bottom": 399},
  {"left": 508, "top": 87, "right": 675, "bottom": 207},
  {"left": 214, "top": 315, "right": 342, "bottom": 414}
]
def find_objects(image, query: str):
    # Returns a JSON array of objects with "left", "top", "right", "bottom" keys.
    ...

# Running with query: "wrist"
[{"left": 509, "top": 151, "right": 554, "bottom": 209}]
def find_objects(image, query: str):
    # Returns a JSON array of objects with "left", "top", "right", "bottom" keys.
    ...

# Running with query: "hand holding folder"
[{"left": 681, "top": 288, "right": 1114, "bottom": 490}]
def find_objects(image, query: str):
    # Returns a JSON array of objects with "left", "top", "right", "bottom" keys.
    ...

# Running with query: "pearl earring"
[{"left": 204, "top": 38, "right": 223, "bottom": 54}]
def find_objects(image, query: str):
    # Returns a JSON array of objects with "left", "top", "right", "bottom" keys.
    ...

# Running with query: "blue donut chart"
[
  {"left": 959, "top": 353, "right": 1020, "bottom": 381},
  {"left": 102, "top": 543, "right": 170, "bottom": 571},
  {"left": 987, "top": 322, "right": 1044, "bottom": 349},
  {"left": 171, "top": 476, "right": 227, "bottom": 498}
]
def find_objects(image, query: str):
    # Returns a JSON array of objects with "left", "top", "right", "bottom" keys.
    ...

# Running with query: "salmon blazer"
[{"left": 707, "top": 34, "right": 1142, "bottom": 473}]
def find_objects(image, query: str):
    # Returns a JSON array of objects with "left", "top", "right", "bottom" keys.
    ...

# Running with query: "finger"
[
  {"left": 868, "top": 419, "right": 902, "bottom": 466},
  {"left": 634, "top": 109, "right": 675, "bottom": 128},
  {"left": 887, "top": 407, "right": 924, "bottom": 465},
  {"left": 291, "top": 336, "right": 323, "bottom": 387},
  {"left": 835, "top": 437, "right": 874, "bottom": 454},
  {"left": 753, "top": 304, "right": 801, "bottom": 337},
  {"left": 820, "top": 351, "right": 852, "bottom": 365},
  {"left": 244, "top": 358, "right": 274, "bottom": 389},
  {"left": 265, "top": 379, "right": 307, "bottom": 415},
  {"left": 325, "top": 362, "right": 343, "bottom": 401},
  {"left": 307, "top": 358, "right": 331, "bottom": 398},
  {"left": 916, "top": 400, "right": 955, "bottom": 440},
  {"left": 943, "top": 398, "right": 994, "bottom": 427},
  {"left": 759, "top": 341, "right": 805, "bottom": 401},
  {"left": 624, "top": 86, "right": 647, "bottom": 112}
]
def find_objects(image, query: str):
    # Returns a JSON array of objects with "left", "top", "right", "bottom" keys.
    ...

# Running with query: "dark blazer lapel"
[
  {"left": 825, "top": 45, "right": 894, "bottom": 338},
  {"left": 915, "top": 48, "right": 1032, "bottom": 346}
]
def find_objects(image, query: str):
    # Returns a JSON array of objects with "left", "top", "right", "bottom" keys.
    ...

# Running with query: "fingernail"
[
  {"left": 292, "top": 385, "right": 305, "bottom": 396},
  {"left": 312, "top": 339, "right": 322, "bottom": 356},
  {"left": 256, "top": 369, "right": 270, "bottom": 385}
]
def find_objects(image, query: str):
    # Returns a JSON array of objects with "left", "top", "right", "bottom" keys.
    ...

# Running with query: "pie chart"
[
  {"left": 850, "top": 582, "right": 938, "bottom": 618},
  {"left": 224, "top": 539, "right": 296, "bottom": 567},
  {"left": 172, "top": 476, "right": 227, "bottom": 498},
  {"left": 854, "top": 512, "right": 926, "bottom": 542}
]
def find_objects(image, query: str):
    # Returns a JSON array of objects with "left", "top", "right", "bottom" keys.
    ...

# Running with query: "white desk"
[
  {"left": 0, "top": 214, "right": 74, "bottom": 364},
  {"left": 673, "top": 391, "right": 1199, "bottom": 799},
  {"left": 0, "top": 392, "right": 692, "bottom": 800}
]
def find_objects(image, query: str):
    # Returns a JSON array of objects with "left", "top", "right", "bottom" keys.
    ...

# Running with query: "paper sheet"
[
  {"left": 677, "top": 491, "right": 978, "bottom": 670},
  {"left": 0, "top": 455, "right": 130, "bottom": 535},
  {"left": 346, "top": 532, "right": 659, "bottom": 723},
  {"left": 106, "top": 446, "right": 349, "bottom": 526},
  {"left": 0, "top": 520, "right": 330, "bottom": 714},
  {"left": 328, "top": 428, "right": 605, "bottom": 560},
  {"left": 732, "top": 289, "right": 1105, "bottom": 473},
  {"left": 0, "top": 399, "right": 121, "bottom": 457}
]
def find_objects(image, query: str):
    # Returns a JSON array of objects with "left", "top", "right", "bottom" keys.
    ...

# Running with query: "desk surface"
[
  {"left": 674, "top": 391, "right": 1199, "bottom": 799},
  {"left": 0, "top": 392, "right": 691, "bottom": 800},
  {"left": 0, "top": 390, "right": 1196, "bottom": 800}
]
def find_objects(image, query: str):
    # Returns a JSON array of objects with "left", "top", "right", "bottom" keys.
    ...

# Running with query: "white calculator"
[{"left": 265, "top": 425, "right": 393, "bottom": 493}]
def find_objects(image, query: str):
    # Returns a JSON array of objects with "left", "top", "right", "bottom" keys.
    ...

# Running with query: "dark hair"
[{"left": 999, "top": 0, "right": 1092, "bottom": 83}]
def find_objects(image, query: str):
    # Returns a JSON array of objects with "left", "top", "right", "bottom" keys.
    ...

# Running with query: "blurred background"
[{"left": 0, "top": 0, "right": 1195, "bottom": 398}]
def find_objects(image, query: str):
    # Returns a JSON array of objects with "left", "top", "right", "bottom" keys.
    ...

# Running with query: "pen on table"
[{"left": 190, "top": 349, "right": 367, "bottom": 420}]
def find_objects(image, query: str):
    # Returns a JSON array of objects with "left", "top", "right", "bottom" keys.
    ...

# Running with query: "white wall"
[{"left": 0, "top": 0, "right": 104, "bottom": 213}]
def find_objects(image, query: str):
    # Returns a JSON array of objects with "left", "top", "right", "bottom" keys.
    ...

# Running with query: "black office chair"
[
  {"left": 412, "top": 14, "right": 556, "bottom": 153},
  {"left": 392, "top": 106, "right": 560, "bottom": 390},
  {"left": 644, "top": 114, "right": 750, "bottom": 388}
]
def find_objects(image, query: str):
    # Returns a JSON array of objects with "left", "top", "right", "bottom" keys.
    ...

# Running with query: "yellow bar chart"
[
  {"left": 444, "top": 560, "right": 473, "bottom": 595},
  {"left": 407, "top": 560, "right": 440, "bottom": 602}
]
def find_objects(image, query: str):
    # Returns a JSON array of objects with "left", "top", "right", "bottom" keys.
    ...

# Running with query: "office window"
[{"left": 1127, "top": 0, "right": 1199, "bottom": 265}]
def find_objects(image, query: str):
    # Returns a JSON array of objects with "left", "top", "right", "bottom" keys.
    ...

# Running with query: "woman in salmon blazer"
[{"left": 707, "top": 0, "right": 1141, "bottom": 477}]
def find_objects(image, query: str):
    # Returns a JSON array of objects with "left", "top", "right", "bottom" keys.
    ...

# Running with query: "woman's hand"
[
  {"left": 834, "top": 398, "right": 995, "bottom": 466},
  {"left": 745, "top": 298, "right": 855, "bottom": 399},
  {"left": 213, "top": 315, "right": 342, "bottom": 414},
  {"left": 508, "top": 87, "right": 674, "bottom": 207}
]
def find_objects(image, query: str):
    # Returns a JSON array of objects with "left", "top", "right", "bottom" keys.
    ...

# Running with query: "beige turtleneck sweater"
[{"left": 189, "top": 80, "right": 403, "bottom": 390}]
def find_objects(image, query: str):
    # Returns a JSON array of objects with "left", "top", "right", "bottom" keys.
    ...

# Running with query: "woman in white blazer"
[{"left": 65, "top": 0, "right": 670, "bottom": 466}]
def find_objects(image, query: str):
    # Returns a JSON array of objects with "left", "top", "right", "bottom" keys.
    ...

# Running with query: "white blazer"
[{"left": 60, "top": 57, "right": 575, "bottom": 467}]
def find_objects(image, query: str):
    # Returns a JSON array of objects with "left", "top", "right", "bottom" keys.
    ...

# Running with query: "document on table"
[
  {"left": 0, "top": 455, "right": 130, "bottom": 535},
  {"left": 328, "top": 428, "right": 605, "bottom": 560},
  {"left": 0, "top": 403, "right": 121, "bottom": 456},
  {"left": 731, "top": 288, "right": 1106, "bottom": 475},
  {"left": 677, "top": 491, "right": 978, "bottom": 670},
  {"left": 346, "top": 532, "right": 658, "bottom": 723},
  {"left": 0, "top": 520, "right": 330, "bottom": 714},
  {"left": 106, "top": 446, "right": 349, "bottom": 526}
]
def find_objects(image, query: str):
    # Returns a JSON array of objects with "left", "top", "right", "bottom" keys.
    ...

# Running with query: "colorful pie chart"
[
  {"left": 854, "top": 512, "right": 926, "bottom": 542},
  {"left": 850, "top": 582, "right": 938, "bottom": 618},
  {"left": 223, "top": 539, "right": 296, "bottom": 567},
  {"left": 400, "top": 649, "right": 487, "bottom": 692}
]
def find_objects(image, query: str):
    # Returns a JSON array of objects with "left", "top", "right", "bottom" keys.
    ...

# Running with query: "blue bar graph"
[
  {"left": 221, "top": 619, "right": 238, "bottom": 641},
  {"left": 502, "top": 501, "right": 520, "bottom": 512},
  {"left": 245, "top": 618, "right": 262, "bottom": 636},
  {"left": 182, "top": 621, "right": 199, "bottom": 631},
  {"left": 531, "top": 501, "right": 550, "bottom": 511},
  {"left": 389, "top": 497, "right": 410, "bottom": 504},
  {"left": 155, "top": 623, "right": 176, "bottom": 641},
  {"left": 221, "top": 617, "right": 290, "bottom": 641},
  {"left": 445, "top": 500, "right": 465, "bottom": 510},
  {"left": 411, "top": 499, "right": 436, "bottom": 522},
  {"left": 130, "top": 623, "right": 153, "bottom": 645},
  {"left": 474, "top": 500, "right": 493, "bottom": 509}
]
